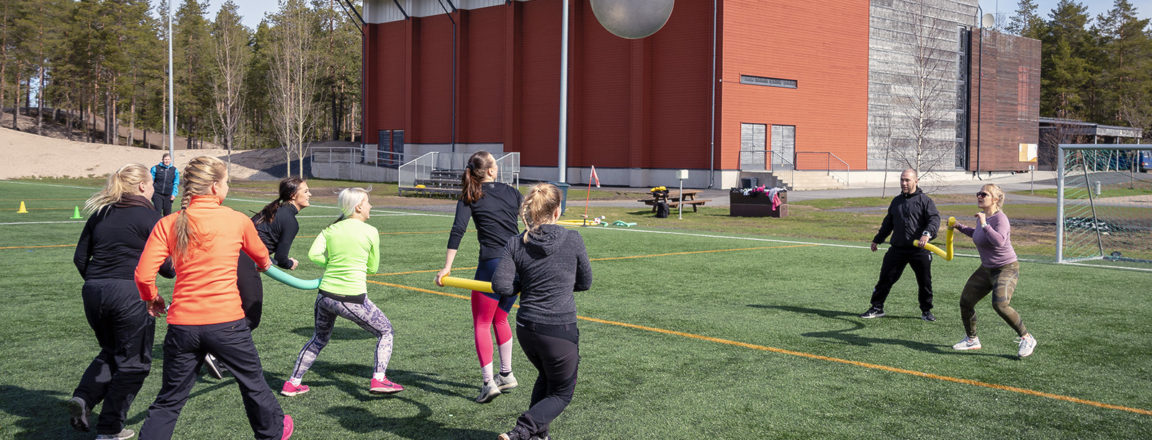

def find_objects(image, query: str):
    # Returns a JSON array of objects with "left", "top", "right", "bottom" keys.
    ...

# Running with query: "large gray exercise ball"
[{"left": 589, "top": 0, "right": 675, "bottom": 40}]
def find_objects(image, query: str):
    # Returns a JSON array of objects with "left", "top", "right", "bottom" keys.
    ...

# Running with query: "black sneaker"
[
  {"left": 859, "top": 307, "right": 885, "bottom": 319},
  {"left": 922, "top": 311, "right": 936, "bottom": 322},
  {"left": 66, "top": 396, "right": 90, "bottom": 432}
]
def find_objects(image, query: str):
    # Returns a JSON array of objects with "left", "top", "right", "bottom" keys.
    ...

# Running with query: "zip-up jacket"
[
  {"left": 150, "top": 163, "right": 179, "bottom": 198},
  {"left": 872, "top": 188, "right": 940, "bottom": 248},
  {"left": 135, "top": 196, "right": 271, "bottom": 325},
  {"left": 492, "top": 224, "right": 592, "bottom": 325}
]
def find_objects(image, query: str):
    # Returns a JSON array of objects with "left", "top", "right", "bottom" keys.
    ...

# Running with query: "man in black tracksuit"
[
  {"left": 150, "top": 154, "right": 179, "bottom": 215},
  {"left": 861, "top": 168, "right": 940, "bottom": 321}
]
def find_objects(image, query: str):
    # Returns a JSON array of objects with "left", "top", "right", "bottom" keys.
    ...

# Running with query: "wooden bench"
[{"left": 639, "top": 190, "right": 711, "bottom": 212}]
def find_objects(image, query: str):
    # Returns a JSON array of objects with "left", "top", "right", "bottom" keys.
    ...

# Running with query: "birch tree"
[
  {"left": 269, "top": 0, "right": 318, "bottom": 178},
  {"left": 210, "top": 1, "right": 250, "bottom": 170},
  {"left": 890, "top": 0, "right": 956, "bottom": 176}
]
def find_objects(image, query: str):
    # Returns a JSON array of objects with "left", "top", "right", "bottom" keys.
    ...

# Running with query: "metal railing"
[
  {"left": 398, "top": 152, "right": 520, "bottom": 193},
  {"left": 796, "top": 151, "right": 851, "bottom": 187},
  {"left": 311, "top": 145, "right": 406, "bottom": 168},
  {"left": 739, "top": 149, "right": 795, "bottom": 187}
]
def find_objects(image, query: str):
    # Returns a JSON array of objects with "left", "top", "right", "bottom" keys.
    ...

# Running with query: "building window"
[
  {"left": 740, "top": 75, "right": 797, "bottom": 89},
  {"left": 1018, "top": 67, "right": 1029, "bottom": 119}
]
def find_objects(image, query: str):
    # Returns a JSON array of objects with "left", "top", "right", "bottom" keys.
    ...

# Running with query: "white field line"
[{"left": 0, "top": 220, "right": 86, "bottom": 225}]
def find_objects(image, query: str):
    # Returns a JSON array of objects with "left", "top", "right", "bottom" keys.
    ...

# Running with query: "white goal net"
[{"left": 1057, "top": 144, "right": 1152, "bottom": 265}]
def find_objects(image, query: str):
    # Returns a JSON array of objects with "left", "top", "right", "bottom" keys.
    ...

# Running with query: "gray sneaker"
[
  {"left": 1017, "top": 334, "right": 1037, "bottom": 357},
  {"left": 952, "top": 336, "right": 981, "bottom": 350},
  {"left": 475, "top": 381, "right": 501, "bottom": 403},
  {"left": 494, "top": 372, "right": 518, "bottom": 391},
  {"left": 66, "top": 396, "right": 89, "bottom": 432},
  {"left": 203, "top": 354, "right": 224, "bottom": 380},
  {"left": 95, "top": 428, "right": 136, "bottom": 440}
]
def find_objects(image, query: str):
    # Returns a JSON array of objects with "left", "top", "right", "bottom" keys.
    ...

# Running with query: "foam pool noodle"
[{"left": 921, "top": 216, "right": 956, "bottom": 261}]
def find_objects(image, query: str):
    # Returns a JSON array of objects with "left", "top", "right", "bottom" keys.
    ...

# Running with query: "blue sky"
[{"left": 980, "top": 0, "right": 1152, "bottom": 25}]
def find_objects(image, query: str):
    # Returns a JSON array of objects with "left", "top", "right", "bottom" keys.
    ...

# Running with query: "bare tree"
[
  {"left": 210, "top": 1, "right": 250, "bottom": 175},
  {"left": 870, "top": 113, "right": 894, "bottom": 197},
  {"left": 889, "top": 0, "right": 957, "bottom": 178},
  {"left": 269, "top": 0, "right": 317, "bottom": 179}
]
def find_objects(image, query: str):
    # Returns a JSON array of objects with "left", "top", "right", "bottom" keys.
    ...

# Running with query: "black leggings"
[
  {"left": 237, "top": 254, "right": 264, "bottom": 330},
  {"left": 512, "top": 320, "right": 579, "bottom": 438}
]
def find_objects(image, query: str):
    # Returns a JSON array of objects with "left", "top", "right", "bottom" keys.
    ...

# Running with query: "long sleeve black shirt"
[
  {"left": 492, "top": 224, "right": 592, "bottom": 325},
  {"left": 872, "top": 188, "right": 941, "bottom": 248},
  {"left": 74, "top": 196, "right": 174, "bottom": 281},
  {"left": 447, "top": 182, "right": 523, "bottom": 261},
  {"left": 254, "top": 204, "right": 300, "bottom": 269}
]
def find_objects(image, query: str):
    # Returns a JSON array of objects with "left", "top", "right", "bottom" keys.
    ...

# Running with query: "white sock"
[
  {"left": 498, "top": 341, "right": 514, "bottom": 374},
  {"left": 373, "top": 372, "right": 386, "bottom": 381},
  {"left": 290, "top": 378, "right": 302, "bottom": 386},
  {"left": 481, "top": 362, "right": 494, "bottom": 384}
]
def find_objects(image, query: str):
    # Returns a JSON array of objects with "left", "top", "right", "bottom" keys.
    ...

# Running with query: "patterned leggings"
[
  {"left": 289, "top": 294, "right": 394, "bottom": 382},
  {"left": 959, "top": 261, "right": 1027, "bottom": 338}
]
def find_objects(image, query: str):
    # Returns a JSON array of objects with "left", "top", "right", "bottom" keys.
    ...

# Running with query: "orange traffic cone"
[
  {"left": 17, "top": 201, "right": 28, "bottom": 214},
  {"left": 71, "top": 206, "right": 83, "bottom": 219}
]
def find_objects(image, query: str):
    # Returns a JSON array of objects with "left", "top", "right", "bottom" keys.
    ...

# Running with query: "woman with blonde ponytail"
[
  {"left": 134, "top": 156, "right": 293, "bottom": 440},
  {"left": 434, "top": 151, "right": 523, "bottom": 403},
  {"left": 68, "top": 164, "right": 173, "bottom": 438},
  {"left": 492, "top": 183, "right": 592, "bottom": 440}
]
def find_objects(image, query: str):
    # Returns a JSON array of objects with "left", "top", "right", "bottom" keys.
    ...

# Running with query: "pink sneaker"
[
  {"left": 282, "top": 415, "right": 294, "bottom": 439},
  {"left": 281, "top": 381, "right": 310, "bottom": 397},
  {"left": 369, "top": 378, "right": 404, "bottom": 394}
]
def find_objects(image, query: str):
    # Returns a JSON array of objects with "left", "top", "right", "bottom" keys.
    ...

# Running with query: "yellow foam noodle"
[
  {"left": 921, "top": 217, "right": 957, "bottom": 261},
  {"left": 440, "top": 276, "right": 494, "bottom": 293}
]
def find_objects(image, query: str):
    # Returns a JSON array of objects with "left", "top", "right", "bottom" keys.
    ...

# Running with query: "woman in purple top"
[{"left": 949, "top": 184, "right": 1037, "bottom": 357}]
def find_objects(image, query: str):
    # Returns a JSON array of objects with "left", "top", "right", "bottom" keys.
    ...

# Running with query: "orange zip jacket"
[{"left": 135, "top": 196, "right": 272, "bottom": 325}]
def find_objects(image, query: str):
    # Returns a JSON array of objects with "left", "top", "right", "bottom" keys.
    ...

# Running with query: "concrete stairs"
[{"left": 773, "top": 171, "right": 846, "bottom": 190}]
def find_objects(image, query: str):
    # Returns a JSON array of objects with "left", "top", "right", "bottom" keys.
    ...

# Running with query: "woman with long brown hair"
[
  {"left": 134, "top": 156, "right": 293, "bottom": 439},
  {"left": 435, "top": 151, "right": 523, "bottom": 403}
]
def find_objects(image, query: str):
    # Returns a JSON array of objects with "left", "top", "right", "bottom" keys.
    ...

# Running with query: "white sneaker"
[
  {"left": 1017, "top": 334, "right": 1037, "bottom": 357},
  {"left": 494, "top": 372, "right": 518, "bottom": 391},
  {"left": 95, "top": 428, "right": 135, "bottom": 440},
  {"left": 952, "top": 336, "right": 982, "bottom": 350},
  {"left": 475, "top": 381, "right": 501, "bottom": 403}
]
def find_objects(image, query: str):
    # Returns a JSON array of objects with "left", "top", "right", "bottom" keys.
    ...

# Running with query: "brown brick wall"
[{"left": 969, "top": 30, "right": 1041, "bottom": 172}]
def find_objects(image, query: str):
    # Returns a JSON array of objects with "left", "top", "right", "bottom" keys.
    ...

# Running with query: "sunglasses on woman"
[{"left": 976, "top": 192, "right": 989, "bottom": 198}]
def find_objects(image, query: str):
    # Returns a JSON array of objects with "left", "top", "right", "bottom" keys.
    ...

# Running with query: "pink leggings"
[{"left": 472, "top": 291, "right": 513, "bottom": 367}]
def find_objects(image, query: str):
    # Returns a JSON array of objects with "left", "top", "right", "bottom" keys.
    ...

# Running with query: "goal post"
[{"left": 1057, "top": 144, "right": 1152, "bottom": 264}]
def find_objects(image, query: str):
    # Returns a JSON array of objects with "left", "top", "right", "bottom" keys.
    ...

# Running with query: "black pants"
[
  {"left": 237, "top": 254, "right": 264, "bottom": 330},
  {"left": 139, "top": 319, "right": 284, "bottom": 440},
  {"left": 73, "top": 279, "right": 155, "bottom": 435},
  {"left": 870, "top": 247, "right": 933, "bottom": 312},
  {"left": 513, "top": 319, "right": 579, "bottom": 438},
  {"left": 151, "top": 193, "right": 173, "bottom": 216}
]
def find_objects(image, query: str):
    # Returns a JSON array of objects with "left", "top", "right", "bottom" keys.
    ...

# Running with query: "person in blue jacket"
[{"left": 150, "top": 153, "right": 179, "bottom": 215}]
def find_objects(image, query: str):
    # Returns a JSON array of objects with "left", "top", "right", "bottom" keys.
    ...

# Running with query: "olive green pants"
[{"left": 959, "top": 261, "right": 1027, "bottom": 338}]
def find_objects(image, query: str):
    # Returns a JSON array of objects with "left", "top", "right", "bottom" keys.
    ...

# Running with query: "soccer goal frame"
[{"left": 1056, "top": 143, "right": 1152, "bottom": 264}]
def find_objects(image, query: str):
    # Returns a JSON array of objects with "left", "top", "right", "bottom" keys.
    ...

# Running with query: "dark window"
[{"left": 740, "top": 75, "right": 797, "bottom": 89}]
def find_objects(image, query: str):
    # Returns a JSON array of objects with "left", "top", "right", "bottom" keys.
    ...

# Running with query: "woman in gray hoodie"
[{"left": 492, "top": 183, "right": 592, "bottom": 440}]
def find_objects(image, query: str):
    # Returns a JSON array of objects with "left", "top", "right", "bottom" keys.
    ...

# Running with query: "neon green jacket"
[{"left": 309, "top": 219, "right": 379, "bottom": 295}]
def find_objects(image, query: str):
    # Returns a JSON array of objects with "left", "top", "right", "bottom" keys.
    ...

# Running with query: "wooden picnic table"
[{"left": 638, "top": 190, "right": 710, "bottom": 212}]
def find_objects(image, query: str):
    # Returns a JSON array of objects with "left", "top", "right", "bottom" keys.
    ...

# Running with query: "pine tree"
[
  {"left": 1008, "top": 0, "right": 1047, "bottom": 40},
  {"left": 1041, "top": 0, "right": 1096, "bottom": 119}
]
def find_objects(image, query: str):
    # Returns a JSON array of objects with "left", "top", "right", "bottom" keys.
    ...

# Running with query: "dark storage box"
[{"left": 729, "top": 190, "right": 787, "bottom": 217}]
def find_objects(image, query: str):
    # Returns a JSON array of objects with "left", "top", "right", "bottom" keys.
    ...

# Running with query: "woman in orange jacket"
[{"left": 134, "top": 156, "right": 293, "bottom": 440}]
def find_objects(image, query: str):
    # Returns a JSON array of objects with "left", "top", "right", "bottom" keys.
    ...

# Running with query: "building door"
[
  {"left": 771, "top": 125, "right": 795, "bottom": 170},
  {"left": 740, "top": 123, "right": 767, "bottom": 170}
]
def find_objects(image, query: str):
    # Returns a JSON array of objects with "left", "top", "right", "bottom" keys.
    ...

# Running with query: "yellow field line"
[
  {"left": 368, "top": 278, "right": 1152, "bottom": 417},
  {"left": 0, "top": 244, "right": 73, "bottom": 250}
]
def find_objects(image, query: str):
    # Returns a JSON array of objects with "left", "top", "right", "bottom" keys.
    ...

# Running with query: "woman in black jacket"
[
  {"left": 492, "top": 183, "right": 592, "bottom": 440},
  {"left": 208, "top": 178, "right": 311, "bottom": 378},
  {"left": 70, "top": 164, "right": 173, "bottom": 439}
]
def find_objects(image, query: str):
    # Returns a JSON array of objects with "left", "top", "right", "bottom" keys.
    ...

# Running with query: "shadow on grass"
[
  {"left": 300, "top": 362, "right": 474, "bottom": 401},
  {"left": 325, "top": 397, "right": 494, "bottom": 438},
  {"left": 290, "top": 326, "right": 376, "bottom": 340},
  {"left": 0, "top": 385, "right": 89, "bottom": 439},
  {"left": 748, "top": 304, "right": 1016, "bottom": 359}
]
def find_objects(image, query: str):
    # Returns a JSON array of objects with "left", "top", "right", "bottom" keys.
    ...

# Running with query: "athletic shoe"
[
  {"left": 369, "top": 378, "right": 404, "bottom": 394},
  {"left": 281, "top": 381, "right": 310, "bottom": 397},
  {"left": 921, "top": 311, "right": 936, "bottom": 322},
  {"left": 203, "top": 354, "right": 224, "bottom": 380},
  {"left": 859, "top": 307, "right": 885, "bottom": 319},
  {"left": 95, "top": 428, "right": 135, "bottom": 439},
  {"left": 494, "top": 372, "right": 518, "bottom": 391},
  {"left": 66, "top": 396, "right": 90, "bottom": 432},
  {"left": 282, "top": 415, "right": 294, "bottom": 440},
  {"left": 475, "top": 381, "right": 501, "bottom": 403},
  {"left": 952, "top": 336, "right": 981, "bottom": 350},
  {"left": 498, "top": 429, "right": 528, "bottom": 440},
  {"left": 1017, "top": 334, "right": 1037, "bottom": 358}
]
